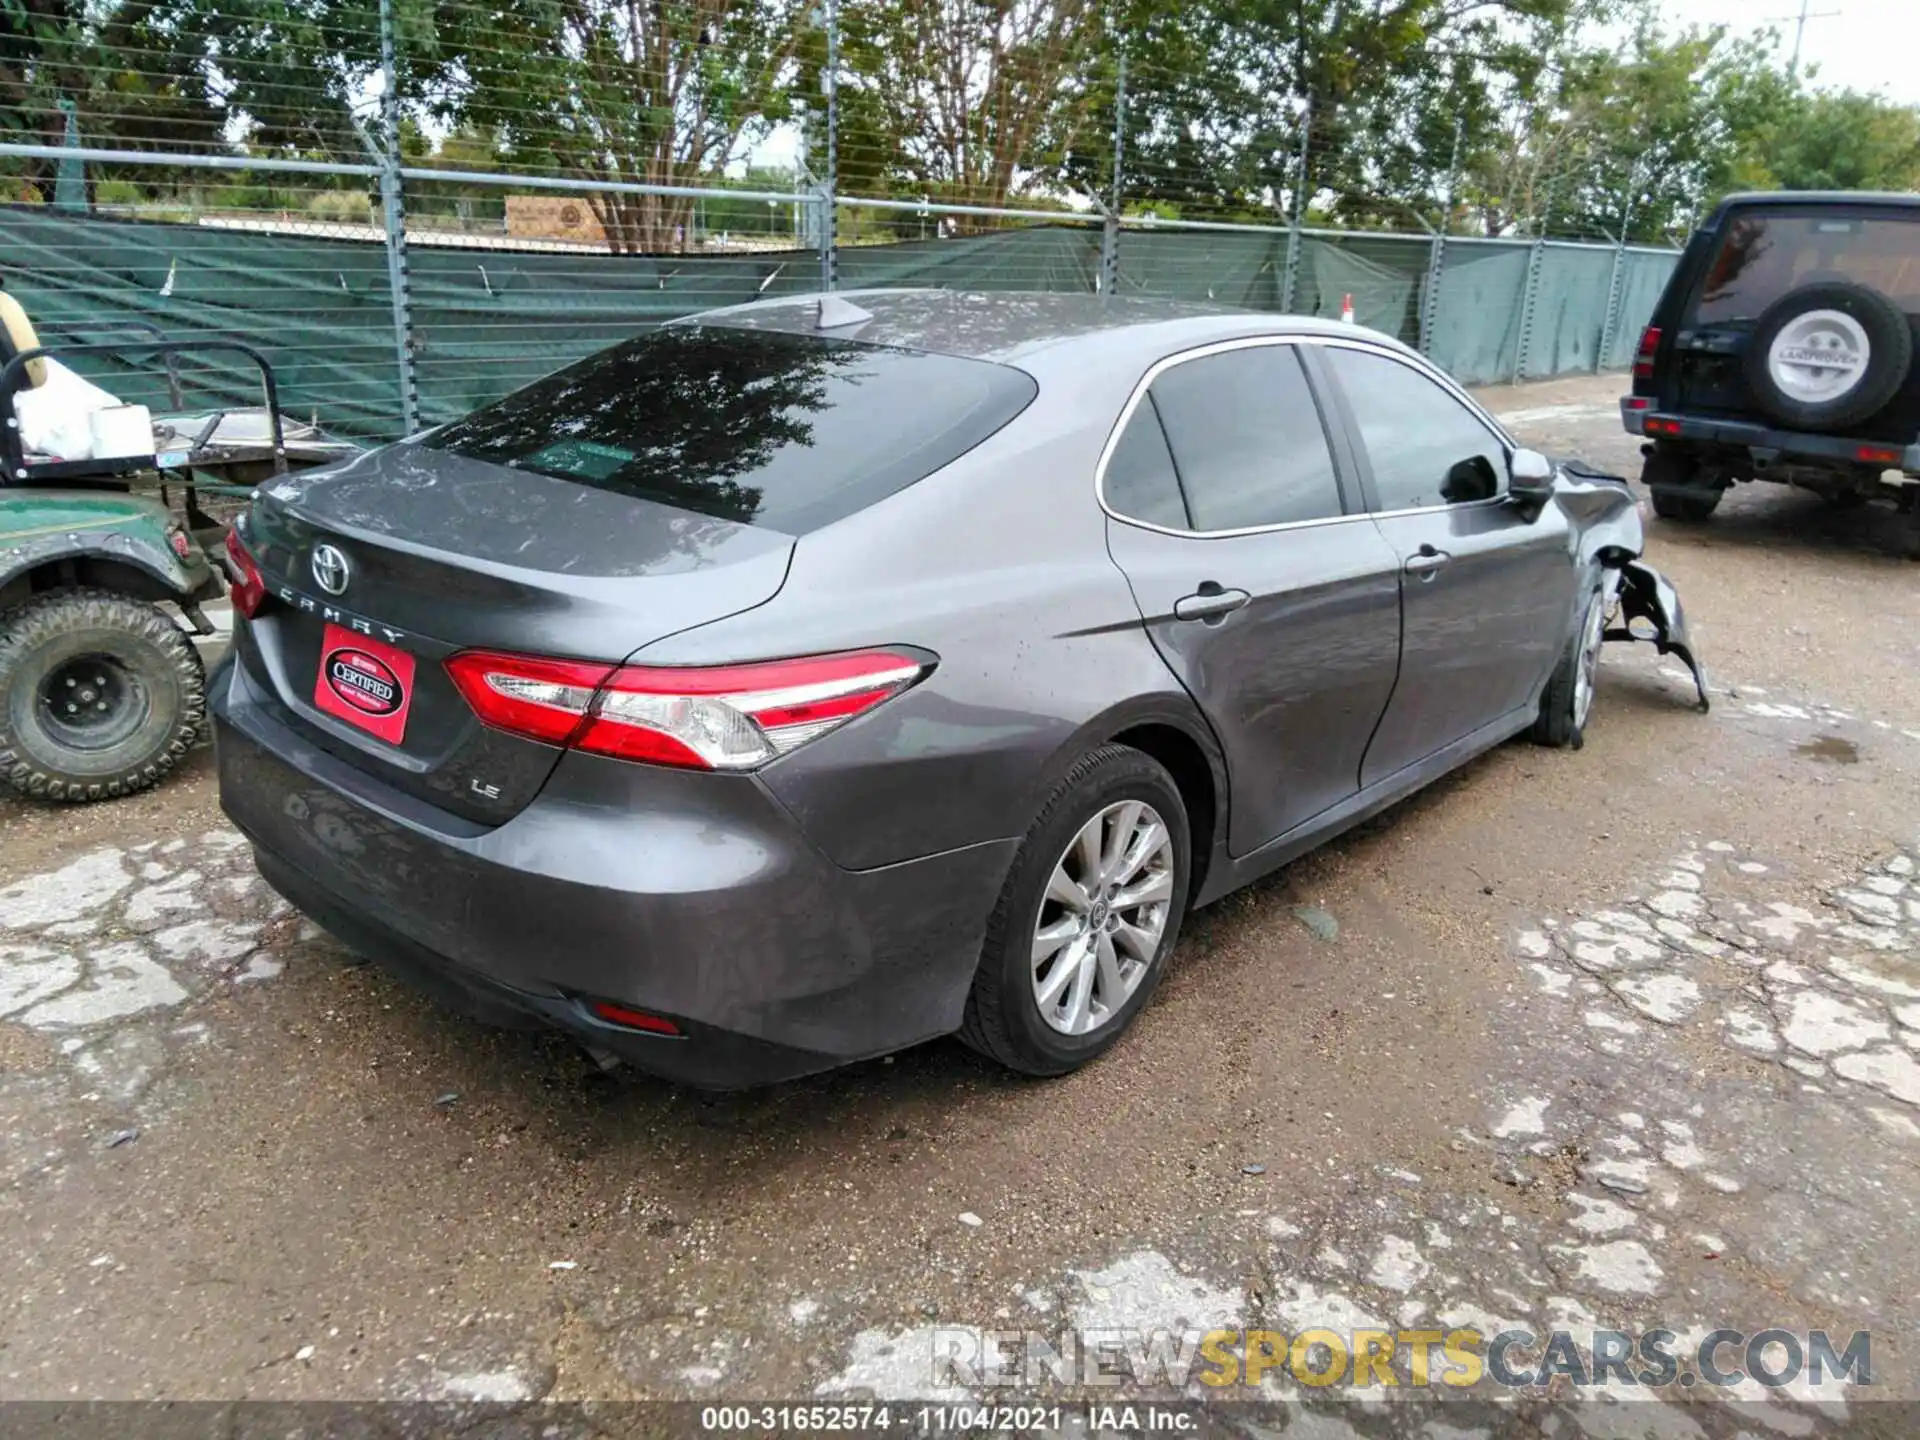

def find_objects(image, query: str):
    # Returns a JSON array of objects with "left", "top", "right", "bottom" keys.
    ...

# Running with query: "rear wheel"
[
  {"left": 1643, "top": 450, "right": 1722, "bottom": 522},
  {"left": 957, "top": 745, "right": 1190, "bottom": 1076},
  {"left": 0, "top": 589, "right": 206, "bottom": 802}
]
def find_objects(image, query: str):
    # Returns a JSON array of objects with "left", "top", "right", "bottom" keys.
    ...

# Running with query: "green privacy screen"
[{"left": 2, "top": 205, "right": 1674, "bottom": 442}]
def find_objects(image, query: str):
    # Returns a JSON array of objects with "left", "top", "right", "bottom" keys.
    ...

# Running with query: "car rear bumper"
[
  {"left": 210, "top": 655, "right": 1016, "bottom": 1089},
  {"left": 1621, "top": 400, "right": 1920, "bottom": 477}
]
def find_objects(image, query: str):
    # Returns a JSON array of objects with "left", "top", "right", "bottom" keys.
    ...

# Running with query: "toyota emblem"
[{"left": 311, "top": 542, "right": 351, "bottom": 596}]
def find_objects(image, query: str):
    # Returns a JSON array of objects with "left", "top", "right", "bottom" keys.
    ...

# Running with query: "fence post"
[
  {"left": 1280, "top": 100, "right": 1311, "bottom": 313},
  {"left": 1513, "top": 239, "right": 1546, "bottom": 384},
  {"left": 1597, "top": 244, "right": 1629, "bottom": 373},
  {"left": 1595, "top": 167, "right": 1639, "bottom": 372},
  {"left": 1099, "top": 49, "right": 1126, "bottom": 294},
  {"left": 818, "top": 0, "right": 839, "bottom": 292},
  {"left": 1417, "top": 114, "right": 1464, "bottom": 355},
  {"left": 376, "top": 0, "right": 420, "bottom": 435}
]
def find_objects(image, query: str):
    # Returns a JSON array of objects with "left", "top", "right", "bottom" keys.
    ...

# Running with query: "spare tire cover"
[{"left": 1742, "top": 281, "right": 1914, "bottom": 432}]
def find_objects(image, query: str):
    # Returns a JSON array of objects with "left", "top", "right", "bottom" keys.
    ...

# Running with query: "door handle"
[
  {"left": 1174, "top": 586, "right": 1251, "bottom": 622},
  {"left": 1403, "top": 544, "right": 1452, "bottom": 580}
]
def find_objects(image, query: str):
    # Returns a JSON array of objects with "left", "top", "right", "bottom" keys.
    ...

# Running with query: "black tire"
[
  {"left": 1532, "top": 583, "right": 1606, "bottom": 750},
  {"left": 1641, "top": 448, "right": 1722, "bottom": 522},
  {"left": 957, "top": 745, "right": 1191, "bottom": 1077},
  {"left": 1899, "top": 509, "right": 1920, "bottom": 562},
  {"left": 1743, "top": 281, "right": 1913, "bottom": 431},
  {"left": 0, "top": 588, "right": 206, "bottom": 803},
  {"left": 1650, "top": 488, "right": 1721, "bottom": 522}
]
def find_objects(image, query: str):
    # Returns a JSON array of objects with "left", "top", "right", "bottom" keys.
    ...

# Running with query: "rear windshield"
[
  {"left": 1692, "top": 210, "right": 1920, "bottom": 325},
  {"left": 422, "top": 326, "right": 1038, "bottom": 534}
]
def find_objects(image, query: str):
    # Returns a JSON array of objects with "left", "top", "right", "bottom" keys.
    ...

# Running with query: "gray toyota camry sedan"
[{"left": 212, "top": 290, "right": 1705, "bottom": 1088}]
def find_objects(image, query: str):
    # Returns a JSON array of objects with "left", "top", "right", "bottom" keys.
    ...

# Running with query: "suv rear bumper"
[{"left": 1621, "top": 400, "right": 1920, "bottom": 478}]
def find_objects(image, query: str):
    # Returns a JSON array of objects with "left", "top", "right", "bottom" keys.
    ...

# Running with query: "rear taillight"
[
  {"left": 1633, "top": 326, "right": 1662, "bottom": 379},
  {"left": 444, "top": 647, "right": 930, "bottom": 771},
  {"left": 589, "top": 1001, "right": 682, "bottom": 1036},
  {"left": 224, "top": 527, "right": 267, "bottom": 618}
]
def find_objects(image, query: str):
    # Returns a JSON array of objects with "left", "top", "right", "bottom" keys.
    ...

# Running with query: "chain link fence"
[{"left": 1, "top": 1, "right": 1679, "bottom": 444}]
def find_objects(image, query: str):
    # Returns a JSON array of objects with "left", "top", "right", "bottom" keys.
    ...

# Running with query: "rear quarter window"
[
  {"left": 422, "top": 326, "right": 1038, "bottom": 535},
  {"left": 1693, "top": 211, "right": 1920, "bottom": 324}
]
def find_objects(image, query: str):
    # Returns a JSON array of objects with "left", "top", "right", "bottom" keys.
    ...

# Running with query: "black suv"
[{"left": 1622, "top": 192, "right": 1920, "bottom": 554}]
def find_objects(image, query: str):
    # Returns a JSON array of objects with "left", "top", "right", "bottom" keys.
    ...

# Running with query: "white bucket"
[{"left": 88, "top": 404, "right": 156, "bottom": 461}]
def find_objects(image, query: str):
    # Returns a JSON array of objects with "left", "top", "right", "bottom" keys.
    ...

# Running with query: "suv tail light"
[
  {"left": 224, "top": 526, "right": 268, "bottom": 618},
  {"left": 1633, "top": 326, "right": 1662, "bottom": 379},
  {"left": 445, "top": 648, "right": 931, "bottom": 771}
]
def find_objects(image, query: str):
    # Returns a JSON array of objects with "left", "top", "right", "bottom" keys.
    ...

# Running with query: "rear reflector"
[
  {"left": 1623, "top": 396, "right": 1651, "bottom": 411},
  {"left": 224, "top": 526, "right": 268, "bottom": 619},
  {"left": 1645, "top": 417, "right": 1682, "bottom": 437},
  {"left": 446, "top": 647, "right": 930, "bottom": 770},
  {"left": 1857, "top": 445, "right": 1901, "bottom": 465},
  {"left": 589, "top": 1001, "right": 682, "bottom": 1036},
  {"left": 1633, "top": 326, "right": 1661, "bottom": 379}
]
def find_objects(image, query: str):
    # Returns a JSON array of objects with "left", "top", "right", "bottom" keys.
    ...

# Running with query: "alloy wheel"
[
  {"left": 1030, "top": 799, "right": 1175, "bottom": 1036},
  {"left": 1572, "top": 591, "right": 1607, "bottom": 730}
]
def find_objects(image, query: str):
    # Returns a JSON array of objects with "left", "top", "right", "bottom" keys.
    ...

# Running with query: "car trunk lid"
[{"left": 234, "top": 442, "right": 794, "bottom": 826}]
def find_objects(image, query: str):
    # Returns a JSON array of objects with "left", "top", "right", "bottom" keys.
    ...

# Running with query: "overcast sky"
[{"left": 1655, "top": 0, "right": 1920, "bottom": 104}]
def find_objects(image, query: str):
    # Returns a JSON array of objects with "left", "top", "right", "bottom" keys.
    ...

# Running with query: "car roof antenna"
[{"left": 815, "top": 295, "right": 874, "bottom": 330}]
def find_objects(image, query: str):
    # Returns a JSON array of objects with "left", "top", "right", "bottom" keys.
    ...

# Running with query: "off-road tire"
[
  {"left": 0, "top": 588, "right": 206, "bottom": 803},
  {"left": 1531, "top": 583, "right": 1605, "bottom": 750},
  {"left": 1642, "top": 448, "right": 1722, "bottom": 522},
  {"left": 1650, "top": 488, "right": 1721, "bottom": 522},
  {"left": 1899, "top": 509, "right": 1920, "bottom": 562},
  {"left": 1743, "top": 281, "right": 1913, "bottom": 431},
  {"left": 956, "top": 745, "right": 1190, "bottom": 1077}
]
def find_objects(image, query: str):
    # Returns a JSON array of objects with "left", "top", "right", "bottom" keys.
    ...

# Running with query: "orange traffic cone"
[{"left": 1340, "top": 293, "right": 1355, "bottom": 324}]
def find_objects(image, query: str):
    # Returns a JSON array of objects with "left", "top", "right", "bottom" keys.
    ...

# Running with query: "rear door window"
[
  {"left": 422, "top": 326, "right": 1038, "bottom": 535},
  {"left": 1147, "top": 344, "right": 1345, "bottom": 531},
  {"left": 1102, "top": 396, "right": 1191, "bottom": 529},
  {"left": 1693, "top": 211, "right": 1920, "bottom": 324}
]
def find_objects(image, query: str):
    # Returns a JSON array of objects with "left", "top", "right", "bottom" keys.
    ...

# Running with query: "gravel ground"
[{"left": 1, "top": 373, "right": 1917, "bottom": 1437}]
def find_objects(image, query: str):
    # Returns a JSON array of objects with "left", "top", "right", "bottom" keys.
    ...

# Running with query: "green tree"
[
  {"left": 1722, "top": 87, "right": 1920, "bottom": 196},
  {"left": 2, "top": 0, "right": 224, "bottom": 201},
  {"left": 421, "top": 0, "right": 808, "bottom": 253},
  {"left": 1058, "top": 0, "right": 1598, "bottom": 231},
  {"left": 831, "top": 0, "right": 1110, "bottom": 212}
]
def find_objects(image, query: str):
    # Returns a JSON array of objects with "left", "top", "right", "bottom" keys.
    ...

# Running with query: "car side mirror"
[{"left": 1508, "top": 448, "right": 1557, "bottom": 507}]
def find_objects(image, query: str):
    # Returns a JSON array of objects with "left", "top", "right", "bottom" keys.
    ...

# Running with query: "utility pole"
[{"left": 1770, "top": 0, "right": 1842, "bottom": 81}]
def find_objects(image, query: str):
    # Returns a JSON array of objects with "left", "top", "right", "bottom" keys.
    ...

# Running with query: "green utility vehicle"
[{"left": 1, "top": 288, "right": 354, "bottom": 801}]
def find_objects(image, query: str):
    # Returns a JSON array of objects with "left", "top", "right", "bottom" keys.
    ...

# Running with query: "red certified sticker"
[{"left": 313, "top": 622, "right": 416, "bottom": 744}]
